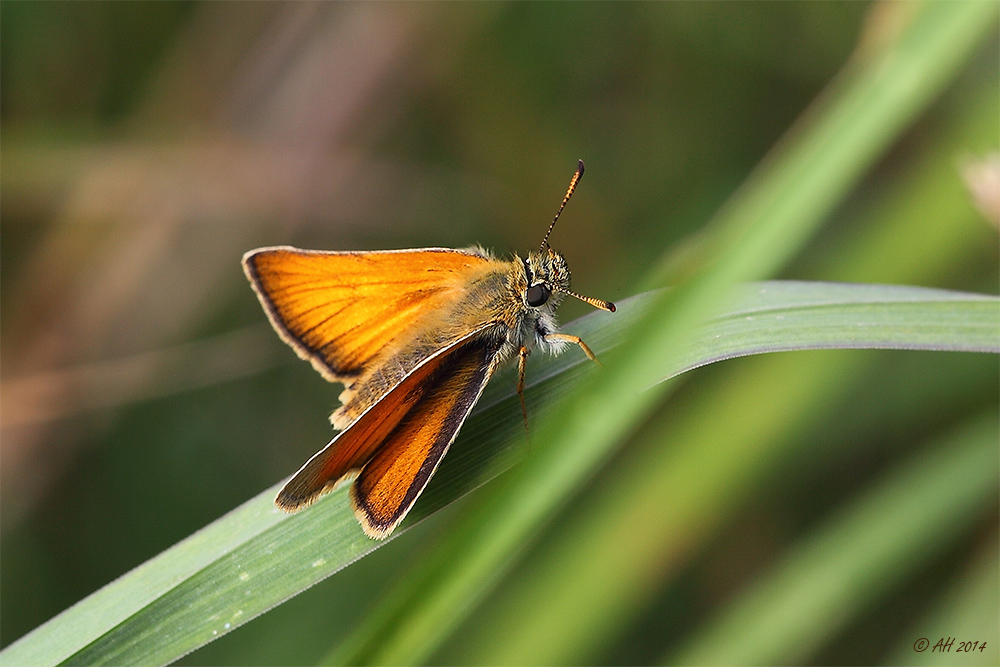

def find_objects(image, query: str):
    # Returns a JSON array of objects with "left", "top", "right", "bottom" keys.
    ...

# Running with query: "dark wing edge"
[
  {"left": 273, "top": 324, "right": 498, "bottom": 516},
  {"left": 350, "top": 334, "right": 503, "bottom": 539},
  {"left": 242, "top": 246, "right": 347, "bottom": 382}
]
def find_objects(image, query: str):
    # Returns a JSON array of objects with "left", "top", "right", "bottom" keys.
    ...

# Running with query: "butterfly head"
[
  {"left": 520, "top": 247, "right": 614, "bottom": 314},
  {"left": 521, "top": 248, "right": 569, "bottom": 311},
  {"left": 523, "top": 160, "right": 615, "bottom": 315}
]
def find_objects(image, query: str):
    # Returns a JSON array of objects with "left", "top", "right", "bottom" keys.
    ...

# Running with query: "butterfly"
[{"left": 243, "top": 160, "right": 614, "bottom": 539}]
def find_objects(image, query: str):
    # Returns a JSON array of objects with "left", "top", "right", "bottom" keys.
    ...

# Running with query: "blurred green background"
[{"left": 1, "top": 2, "right": 996, "bottom": 665}]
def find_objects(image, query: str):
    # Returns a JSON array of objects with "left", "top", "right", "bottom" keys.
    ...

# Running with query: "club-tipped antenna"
[
  {"left": 539, "top": 160, "right": 585, "bottom": 252},
  {"left": 554, "top": 285, "right": 616, "bottom": 312}
]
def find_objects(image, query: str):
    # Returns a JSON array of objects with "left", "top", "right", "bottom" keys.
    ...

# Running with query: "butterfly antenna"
[
  {"left": 554, "top": 286, "right": 616, "bottom": 313},
  {"left": 539, "top": 160, "right": 585, "bottom": 252}
]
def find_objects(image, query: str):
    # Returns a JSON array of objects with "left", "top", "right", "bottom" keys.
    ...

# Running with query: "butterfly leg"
[
  {"left": 517, "top": 345, "right": 530, "bottom": 432},
  {"left": 544, "top": 333, "right": 602, "bottom": 367}
]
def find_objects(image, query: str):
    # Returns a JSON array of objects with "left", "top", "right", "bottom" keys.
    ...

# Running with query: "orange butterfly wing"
[
  {"left": 242, "top": 246, "right": 492, "bottom": 381},
  {"left": 274, "top": 328, "right": 501, "bottom": 537},
  {"left": 351, "top": 334, "right": 501, "bottom": 538}
]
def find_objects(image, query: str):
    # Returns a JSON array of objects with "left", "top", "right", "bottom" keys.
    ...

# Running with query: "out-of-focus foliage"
[{"left": 1, "top": 3, "right": 996, "bottom": 665}]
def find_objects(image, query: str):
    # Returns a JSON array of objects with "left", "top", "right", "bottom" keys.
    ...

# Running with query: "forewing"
[
  {"left": 243, "top": 246, "right": 490, "bottom": 381},
  {"left": 351, "top": 335, "right": 502, "bottom": 539},
  {"left": 274, "top": 326, "right": 497, "bottom": 513}
]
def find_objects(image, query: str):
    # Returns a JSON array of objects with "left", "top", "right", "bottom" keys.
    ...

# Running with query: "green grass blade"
[
  {"left": 332, "top": 1, "right": 998, "bottom": 662},
  {"left": 3, "top": 0, "right": 994, "bottom": 661},
  {"left": 0, "top": 284, "right": 995, "bottom": 666},
  {"left": 679, "top": 282, "right": 1000, "bottom": 373},
  {"left": 355, "top": 62, "right": 997, "bottom": 661},
  {"left": 437, "top": 304, "right": 997, "bottom": 665},
  {"left": 666, "top": 413, "right": 999, "bottom": 666}
]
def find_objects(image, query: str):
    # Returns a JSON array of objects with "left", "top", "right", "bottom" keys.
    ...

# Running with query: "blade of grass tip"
[
  {"left": 666, "top": 413, "right": 999, "bottom": 666},
  {"left": 331, "top": 3, "right": 1000, "bottom": 665},
  {"left": 676, "top": 282, "right": 1000, "bottom": 374}
]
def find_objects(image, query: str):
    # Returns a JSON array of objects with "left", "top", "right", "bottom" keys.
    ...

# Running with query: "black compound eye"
[{"left": 525, "top": 283, "right": 551, "bottom": 307}]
